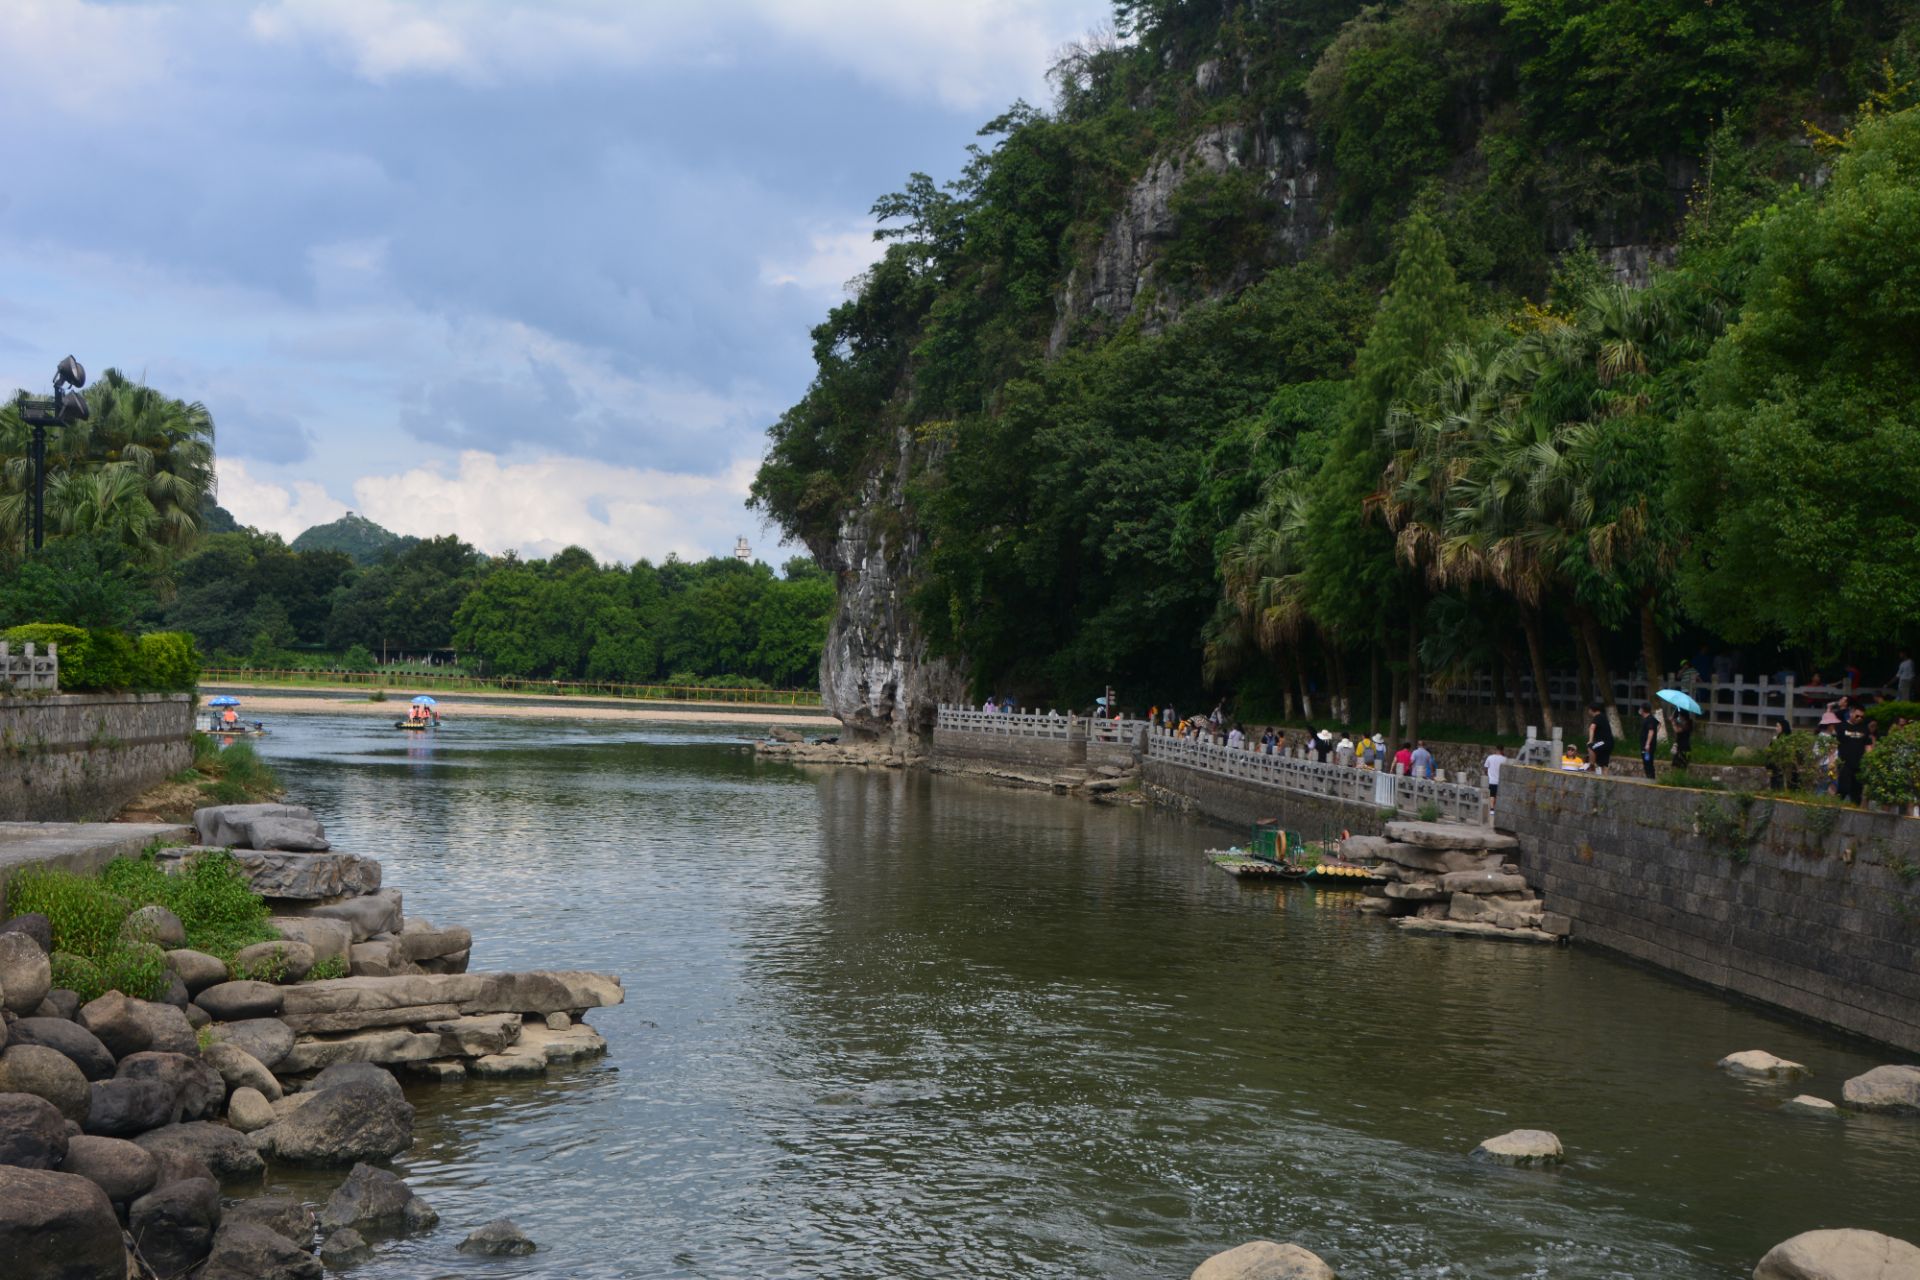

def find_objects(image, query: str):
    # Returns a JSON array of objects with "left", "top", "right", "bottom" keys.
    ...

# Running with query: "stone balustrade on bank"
[{"left": 0, "top": 692, "right": 194, "bottom": 822}]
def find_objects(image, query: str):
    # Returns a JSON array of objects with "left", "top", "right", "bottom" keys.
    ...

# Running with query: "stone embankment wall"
[
  {"left": 1142, "top": 762, "right": 1386, "bottom": 838},
  {"left": 1500, "top": 766, "right": 1920, "bottom": 1054},
  {"left": 0, "top": 694, "right": 194, "bottom": 823}
]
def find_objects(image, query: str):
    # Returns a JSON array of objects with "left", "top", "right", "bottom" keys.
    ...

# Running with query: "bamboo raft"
[{"left": 1208, "top": 850, "right": 1386, "bottom": 886}]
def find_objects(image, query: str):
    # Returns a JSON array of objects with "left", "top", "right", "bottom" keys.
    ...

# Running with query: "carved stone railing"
[
  {"left": 935, "top": 706, "right": 1075, "bottom": 741},
  {"left": 0, "top": 642, "right": 59, "bottom": 693},
  {"left": 1144, "top": 731, "right": 1486, "bottom": 822}
]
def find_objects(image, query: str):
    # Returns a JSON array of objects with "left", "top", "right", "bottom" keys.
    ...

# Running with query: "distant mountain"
[{"left": 292, "top": 512, "right": 418, "bottom": 565}]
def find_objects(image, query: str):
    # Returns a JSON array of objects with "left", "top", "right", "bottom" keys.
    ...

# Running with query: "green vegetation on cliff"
[
  {"left": 291, "top": 511, "right": 418, "bottom": 565},
  {"left": 753, "top": 0, "right": 1920, "bottom": 729}
]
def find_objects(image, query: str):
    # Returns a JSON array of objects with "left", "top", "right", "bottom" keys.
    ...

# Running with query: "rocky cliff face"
[{"left": 810, "top": 427, "right": 967, "bottom": 745}]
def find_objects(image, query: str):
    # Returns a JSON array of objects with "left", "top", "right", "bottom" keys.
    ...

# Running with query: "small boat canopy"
[{"left": 411, "top": 695, "right": 437, "bottom": 707}]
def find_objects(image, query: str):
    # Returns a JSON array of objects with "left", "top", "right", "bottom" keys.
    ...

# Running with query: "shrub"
[
  {"left": 136, "top": 631, "right": 201, "bottom": 691},
  {"left": 1764, "top": 731, "right": 1821, "bottom": 791},
  {"left": 341, "top": 644, "right": 375, "bottom": 672},
  {"left": 3, "top": 622, "right": 89, "bottom": 684},
  {"left": 1867, "top": 701, "right": 1920, "bottom": 730},
  {"left": 1862, "top": 724, "right": 1920, "bottom": 809}
]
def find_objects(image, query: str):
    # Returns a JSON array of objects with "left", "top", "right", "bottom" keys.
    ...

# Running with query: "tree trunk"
[
  {"left": 1520, "top": 605, "right": 1555, "bottom": 734},
  {"left": 1574, "top": 605, "right": 1622, "bottom": 734},
  {"left": 1405, "top": 603, "right": 1423, "bottom": 746},
  {"left": 1322, "top": 644, "right": 1343, "bottom": 728},
  {"left": 1295, "top": 648, "right": 1314, "bottom": 721},
  {"left": 1638, "top": 590, "right": 1664, "bottom": 710},
  {"left": 1490, "top": 649, "right": 1512, "bottom": 736},
  {"left": 1388, "top": 664, "right": 1404, "bottom": 752},
  {"left": 1369, "top": 642, "right": 1381, "bottom": 736}
]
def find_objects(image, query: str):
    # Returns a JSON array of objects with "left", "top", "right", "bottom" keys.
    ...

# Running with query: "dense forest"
[{"left": 752, "top": 0, "right": 1920, "bottom": 738}]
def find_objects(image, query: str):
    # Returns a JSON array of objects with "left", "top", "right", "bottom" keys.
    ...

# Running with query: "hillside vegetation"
[{"left": 752, "top": 0, "right": 1920, "bottom": 736}]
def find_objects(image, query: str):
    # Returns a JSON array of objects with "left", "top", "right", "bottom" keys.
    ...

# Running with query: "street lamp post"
[{"left": 14, "top": 355, "right": 89, "bottom": 551}]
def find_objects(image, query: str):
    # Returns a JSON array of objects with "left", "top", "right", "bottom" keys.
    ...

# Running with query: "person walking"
[
  {"left": 1410, "top": 740, "right": 1435, "bottom": 779},
  {"left": 1835, "top": 707, "right": 1872, "bottom": 804},
  {"left": 1639, "top": 704, "right": 1660, "bottom": 779},
  {"left": 1894, "top": 651, "right": 1914, "bottom": 704},
  {"left": 1393, "top": 742, "right": 1414, "bottom": 776},
  {"left": 1484, "top": 742, "right": 1506, "bottom": 813},
  {"left": 1672, "top": 709, "right": 1695, "bottom": 771},
  {"left": 1586, "top": 702, "right": 1614, "bottom": 773}
]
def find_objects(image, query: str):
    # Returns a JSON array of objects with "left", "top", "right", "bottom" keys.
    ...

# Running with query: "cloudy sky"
[{"left": 0, "top": 0, "right": 1108, "bottom": 563}]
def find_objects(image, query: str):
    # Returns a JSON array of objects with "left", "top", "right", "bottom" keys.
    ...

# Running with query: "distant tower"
[{"left": 733, "top": 536, "right": 751, "bottom": 562}]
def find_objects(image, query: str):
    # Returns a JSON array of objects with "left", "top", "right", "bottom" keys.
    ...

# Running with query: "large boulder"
[
  {"left": 121, "top": 904, "right": 187, "bottom": 949},
  {"left": 0, "top": 1044, "right": 89, "bottom": 1124},
  {"left": 1191, "top": 1240, "right": 1337, "bottom": 1280},
  {"left": 268, "top": 917, "right": 351, "bottom": 969},
  {"left": 76, "top": 992, "right": 196, "bottom": 1059},
  {"left": 192, "top": 803, "right": 324, "bottom": 850},
  {"left": 134, "top": 1122, "right": 266, "bottom": 1182},
  {"left": 1472, "top": 1128, "right": 1564, "bottom": 1166},
  {"left": 0, "top": 1091, "right": 69, "bottom": 1168},
  {"left": 223, "top": 1194, "right": 315, "bottom": 1246},
  {"left": 208, "top": 1018, "right": 296, "bottom": 1070},
  {"left": 319, "top": 1227, "right": 372, "bottom": 1266},
  {"left": 199, "top": 1221, "right": 325, "bottom": 1280},
  {"left": 233, "top": 940, "right": 315, "bottom": 984},
  {"left": 458, "top": 1218, "right": 537, "bottom": 1255},
  {"left": 280, "top": 1013, "right": 522, "bottom": 1073},
  {"left": 165, "top": 948, "right": 229, "bottom": 994},
  {"left": 146, "top": 1145, "right": 216, "bottom": 1191},
  {"left": 0, "top": 912, "right": 53, "bottom": 953},
  {"left": 399, "top": 923, "right": 472, "bottom": 964},
  {"left": 130, "top": 1177, "right": 222, "bottom": 1278},
  {"left": 117, "top": 1051, "right": 226, "bottom": 1122},
  {"left": 1840, "top": 1065, "right": 1920, "bottom": 1114},
  {"left": 59, "top": 1134, "right": 159, "bottom": 1203},
  {"left": 253, "top": 1081, "right": 413, "bottom": 1166},
  {"left": 305, "top": 1062, "right": 404, "bottom": 1099},
  {"left": 1383, "top": 819, "right": 1519, "bottom": 851},
  {"left": 83, "top": 1077, "right": 178, "bottom": 1137},
  {"left": 194, "top": 981, "right": 285, "bottom": 1022},
  {"left": 318, "top": 1161, "right": 440, "bottom": 1236},
  {"left": 1753, "top": 1228, "right": 1920, "bottom": 1279},
  {"left": 246, "top": 816, "right": 331, "bottom": 853},
  {"left": 348, "top": 938, "right": 407, "bottom": 977},
  {"left": 227, "top": 1086, "right": 275, "bottom": 1133},
  {"left": 0, "top": 1165, "right": 129, "bottom": 1279},
  {"left": 204, "top": 1042, "right": 283, "bottom": 1101},
  {"left": 1720, "top": 1050, "right": 1811, "bottom": 1080},
  {"left": 0, "top": 932, "right": 53, "bottom": 1015},
  {"left": 34, "top": 987, "right": 82, "bottom": 1021},
  {"left": 280, "top": 890, "right": 403, "bottom": 942},
  {"left": 162, "top": 846, "right": 378, "bottom": 900}
]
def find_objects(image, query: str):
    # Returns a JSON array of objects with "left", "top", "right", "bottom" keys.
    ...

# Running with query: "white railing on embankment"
[{"left": 0, "top": 642, "right": 59, "bottom": 693}]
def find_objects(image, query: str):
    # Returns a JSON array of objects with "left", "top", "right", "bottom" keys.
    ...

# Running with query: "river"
[{"left": 251, "top": 713, "right": 1920, "bottom": 1279}]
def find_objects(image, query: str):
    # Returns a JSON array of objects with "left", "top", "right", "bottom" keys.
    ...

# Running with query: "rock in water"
[
  {"left": 198, "top": 1220, "right": 325, "bottom": 1280},
  {"left": 1840, "top": 1065, "right": 1920, "bottom": 1114},
  {"left": 254, "top": 1081, "right": 413, "bottom": 1166},
  {"left": 1753, "top": 1228, "right": 1920, "bottom": 1279},
  {"left": 0, "top": 1044, "right": 91, "bottom": 1123},
  {"left": 458, "top": 1217, "right": 537, "bottom": 1255},
  {"left": 1191, "top": 1240, "right": 1337, "bottom": 1279},
  {"left": 129, "top": 1176, "right": 222, "bottom": 1277},
  {"left": 0, "top": 1165, "right": 130, "bottom": 1280},
  {"left": 0, "top": 932, "right": 53, "bottom": 1015},
  {"left": 135, "top": 1122, "right": 266, "bottom": 1182},
  {"left": 318, "top": 1161, "right": 439, "bottom": 1236},
  {"left": 1720, "top": 1050, "right": 1810, "bottom": 1079},
  {"left": 0, "top": 1091, "right": 70, "bottom": 1168},
  {"left": 319, "top": 1226, "right": 374, "bottom": 1265},
  {"left": 1781, "top": 1095, "right": 1840, "bottom": 1117},
  {"left": 1472, "top": 1129, "right": 1564, "bottom": 1166},
  {"left": 59, "top": 1134, "right": 160, "bottom": 1203},
  {"left": 222, "top": 1195, "right": 316, "bottom": 1247}
]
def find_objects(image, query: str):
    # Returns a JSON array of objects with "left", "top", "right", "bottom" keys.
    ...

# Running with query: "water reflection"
[{"left": 253, "top": 716, "right": 1920, "bottom": 1279}]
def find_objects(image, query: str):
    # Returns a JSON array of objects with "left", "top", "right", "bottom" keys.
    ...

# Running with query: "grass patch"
[
  {"left": 8, "top": 848, "right": 276, "bottom": 1001},
  {"left": 124, "top": 734, "right": 282, "bottom": 822},
  {"left": 1656, "top": 769, "right": 1727, "bottom": 791}
]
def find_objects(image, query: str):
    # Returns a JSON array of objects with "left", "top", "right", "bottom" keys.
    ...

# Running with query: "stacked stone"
[{"left": 1344, "top": 820, "right": 1568, "bottom": 944}]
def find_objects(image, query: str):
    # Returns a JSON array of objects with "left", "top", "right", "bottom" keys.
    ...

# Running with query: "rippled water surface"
[{"left": 251, "top": 714, "right": 1920, "bottom": 1279}]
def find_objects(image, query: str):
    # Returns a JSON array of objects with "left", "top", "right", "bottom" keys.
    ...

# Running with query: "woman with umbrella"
[{"left": 1656, "top": 688, "right": 1701, "bottom": 771}]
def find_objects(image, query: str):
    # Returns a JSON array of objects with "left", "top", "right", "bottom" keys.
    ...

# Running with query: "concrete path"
[{"left": 0, "top": 822, "right": 193, "bottom": 914}]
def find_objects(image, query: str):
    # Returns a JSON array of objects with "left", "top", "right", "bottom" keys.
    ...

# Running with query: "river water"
[{"left": 251, "top": 714, "right": 1920, "bottom": 1279}]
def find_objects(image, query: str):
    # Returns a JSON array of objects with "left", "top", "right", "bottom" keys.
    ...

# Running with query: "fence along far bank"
[{"left": 199, "top": 668, "right": 822, "bottom": 706}]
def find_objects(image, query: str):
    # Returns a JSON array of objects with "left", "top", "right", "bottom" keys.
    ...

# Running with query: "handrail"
[{"left": 0, "top": 641, "right": 60, "bottom": 693}]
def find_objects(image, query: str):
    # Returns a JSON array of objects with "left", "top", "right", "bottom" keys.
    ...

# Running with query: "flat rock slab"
[
  {"left": 518, "top": 1021, "right": 608, "bottom": 1064},
  {"left": 1719, "top": 1050, "right": 1810, "bottom": 1080},
  {"left": 1384, "top": 820, "right": 1519, "bottom": 852},
  {"left": 1754, "top": 1228, "right": 1920, "bottom": 1280},
  {"left": 279, "top": 972, "right": 623, "bottom": 1026},
  {"left": 275, "top": 890, "right": 402, "bottom": 942},
  {"left": 1439, "top": 871, "right": 1531, "bottom": 895},
  {"left": 1383, "top": 882, "right": 1447, "bottom": 902},
  {"left": 1472, "top": 1128, "right": 1563, "bottom": 1166},
  {"left": 1394, "top": 918, "right": 1559, "bottom": 945},
  {"left": 163, "top": 849, "right": 381, "bottom": 901},
  {"left": 281, "top": 1013, "right": 524, "bottom": 1073},
  {"left": 1780, "top": 1095, "right": 1839, "bottom": 1117}
]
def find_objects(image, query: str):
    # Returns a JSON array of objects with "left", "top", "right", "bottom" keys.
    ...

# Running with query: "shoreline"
[{"left": 219, "top": 692, "right": 841, "bottom": 729}]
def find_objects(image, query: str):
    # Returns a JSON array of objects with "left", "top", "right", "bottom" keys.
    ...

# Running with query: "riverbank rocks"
[
  {"left": 1345, "top": 823, "right": 1558, "bottom": 944},
  {"left": 0, "top": 1166, "right": 129, "bottom": 1280},
  {"left": 0, "top": 931, "right": 53, "bottom": 1014},
  {"left": 1191, "top": 1240, "right": 1336, "bottom": 1280},
  {"left": 1721, "top": 1051, "right": 1811, "bottom": 1079},
  {"left": 227, "top": 1086, "right": 274, "bottom": 1132},
  {"left": 209, "top": 1017, "right": 296, "bottom": 1070},
  {"left": 0, "top": 912, "right": 53, "bottom": 953},
  {"left": 252, "top": 1079, "right": 413, "bottom": 1166},
  {"left": 196, "top": 980, "right": 285, "bottom": 1021},
  {"left": 269, "top": 917, "right": 351, "bottom": 968},
  {"left": 61, "top": 1134, "right": 159, "bottom": 1202},
  {"left": 319, "top": 1161, "right": 439, "bottom": 1237},
  {"left": 160, "top": 845, "right": 379, "bottom": 901},
  {"left": 1472, "top": 1128, "right": 1564, "bottom": 1166},
  {"left": 78, "top": 991, "right": 196, "bottom": 1058},
  {"left": 192, "top": 803, "right": 331, "bottom": 853},
  {"left": 1753, "top": 1228, "right": 1920, "bottom": 1279},
  {"left": 131, "top": 1175, "right": 223, "bottom": 1276},
  {"left": 85, "top": 1076, "right": 178, "bottom": 1136},
  {"left": 205, "top": 1042, "right": 283, "bottom": 1100},
  {"left": 119, "top": 1051, "right": 226, "bottom": 1122},
  {"left": 235, "top": 940, "right": 316, "bottom": 984},
  {"left": 459, "top": 1218, "right": 537, "bottom": 1255},
  {"left": 1781, "top": 1095, "right": 1840, "bottom": 1117},
  {"left": 1840, "top": 1065, "right": 1920, "bottom": 1114},
  {"left": 225, "top": 1195, "right": 316, "bottom": 1245},
  {"left": 199, "top": 1220, "right": 324, "bottom": 1280},
  {"left": 166, "top": 948, "right": 229, "bottom": 993},
  {"left": 320, "top": 1226, "right": 373, "bottom": 1265},
  {"left": 280, "top": 971, "right": 622, "bottom": 1030},
  {"left": 0, "top": 1044, "right": 90, "bottom": 1123},
  {"left": 0, "top": 1091, "right": 70, "bottom": 1167},
  {"left": 137, "top": 1121, "right": 266, "bottom": 1182},
  {"left": 122, "top": 904, "right": 187, "bottom": 948}
]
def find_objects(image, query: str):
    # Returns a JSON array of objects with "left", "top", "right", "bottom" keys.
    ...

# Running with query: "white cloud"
[
  {"left": 0, "top": 1, "right": 175, "bottom": 117},
  {"left": 218, "top": 458, "right": 350, "bottom": 540},
  {"left": 761, "top": 224, "right": 886, "bottom": 297},
  {"left": 246, "top": 0, "right": 1108, "bottom": 108}
]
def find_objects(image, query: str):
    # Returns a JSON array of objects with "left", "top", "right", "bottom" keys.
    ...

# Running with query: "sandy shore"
[{"left": 224, "top": 693, "right": 841, "bottom": 729}]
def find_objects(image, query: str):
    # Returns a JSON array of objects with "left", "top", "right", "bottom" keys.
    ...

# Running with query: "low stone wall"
[
  {"left": 932, "top": 726, "right": 1083, "bottom": 771},
  {"left": 1143, "top": 757, "right": 1386, "bottom": 838},
  {"left": 0, "top": 693, "right": 194, "bottom": 823},
  {"left": 1500, "top": 766, "right": 1920, "bottom": 1053}
]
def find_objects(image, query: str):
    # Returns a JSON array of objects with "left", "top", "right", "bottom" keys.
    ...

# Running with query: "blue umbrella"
[
  {"left": 207, "top": 696, "right": 241, "bottom": 707},
  {"left": 1656, "top": 688, "right": 1702, "bottom": 715},
  {"left": 411, "top": 695, "right": 437, "bottom": 707}
]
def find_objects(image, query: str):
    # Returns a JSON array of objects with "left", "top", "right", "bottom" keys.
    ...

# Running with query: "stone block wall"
[
  {"left": 1143, "top": 757, "right": 1387, "bottom": 839},
  {"left": 0, "top": 693, "right": 194, "bottom": 822},
  {"left": 931, "top": 726, "right": 1083, "bottom": 772},
  {"left": 1500, "top": 766, "right": 1920, "bottom": 1054}
]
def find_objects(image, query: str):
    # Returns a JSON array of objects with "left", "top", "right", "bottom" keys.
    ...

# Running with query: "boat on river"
[
  {"left": 196, "top": 696, "right": 266, "bottom": 736},
  {"left": 1208, "top": 820, "right": 1386, "bottom": 887},
  {"left": 397, "top": 694, "right": 443, "bottom": 731}
]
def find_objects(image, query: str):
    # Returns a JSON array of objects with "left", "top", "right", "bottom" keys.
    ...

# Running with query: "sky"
[{"left": 0, "top": 0, "right": 1110, "bottom": 565}]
